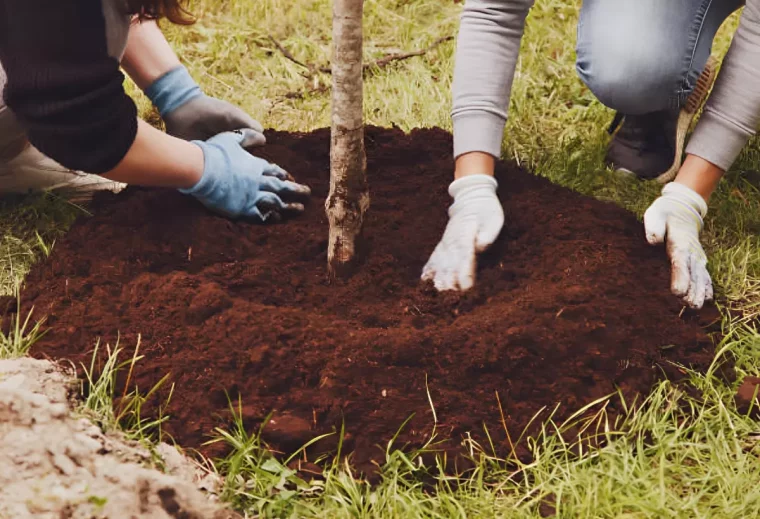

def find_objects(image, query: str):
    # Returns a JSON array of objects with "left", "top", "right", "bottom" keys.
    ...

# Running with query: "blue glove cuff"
[
  {"left": 179, "top": 140, "right": 217, "bottom": 196},
  {"left": 145, "top": 65, "right": 203, "bottom": 117}
]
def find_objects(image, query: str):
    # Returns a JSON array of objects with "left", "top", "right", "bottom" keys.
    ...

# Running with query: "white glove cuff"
[
  {"left": 662, "top": 182, "right": 708, "bottom": 219},
  {"left": 448, "top": 174, "right": 498, "bottom": 199}
]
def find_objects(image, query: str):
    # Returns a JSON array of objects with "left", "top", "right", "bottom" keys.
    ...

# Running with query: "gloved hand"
[
  {"left": 184, "top": 129, "right": 310, "bottom": 221},
  {"left": 145, "top": 65, "right": 265, "bottom": 144},
  {"left": 421, "top": 174, "right": 504, "bottom": 290},
  {"left": 644, "top": 182, "right": 712, "bottom": 309}
]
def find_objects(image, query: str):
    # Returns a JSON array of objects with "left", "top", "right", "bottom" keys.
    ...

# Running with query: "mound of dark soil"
[{"left": 22, "top": 127, "right": 717, "bottom": 471}]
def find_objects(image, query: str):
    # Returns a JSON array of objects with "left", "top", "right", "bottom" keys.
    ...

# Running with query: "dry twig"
[
  {"left": 267, "top": 36, "right": 331, "bottom": 76},
  {"left": 268, "top": 34, "right": 454, "bottom": 79},
  {"left": 363, "top": 36, "right": 454, "bottom": 71},
  {"left": 269, "top": 35, "right": 454, "bottom": 101}
]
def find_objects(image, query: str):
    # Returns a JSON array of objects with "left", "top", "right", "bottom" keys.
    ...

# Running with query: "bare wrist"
[
  {"left": 673, "top": 154, "right": 724, "bottom": 202},
  {"left": 102, "top": 121, "right": 204, "bottom": 188},
  {"left": 454, "top": 152, "right": 496, "bottom": 179}
]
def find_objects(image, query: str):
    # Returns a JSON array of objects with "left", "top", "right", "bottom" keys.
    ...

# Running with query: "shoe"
[
  {"left": 605, "top": 110, "right": 678, "bottom": 181},
  {"left": 605, "top": 56, "right": 717, "bottom": 183},
  {"left": 0, "top": 141, "right": 126, "bottom": 202}
]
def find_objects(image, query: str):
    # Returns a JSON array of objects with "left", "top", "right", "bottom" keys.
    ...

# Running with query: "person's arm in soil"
[
  {"left": 422, "top": 0, "right": 535, "bottom": 290},
  {"left": 121, "top": 19, "right": 266, "bottom": 143},
  {"left": 644, "top": 0, "right": 760, "bottom": 309},
  {"left": 0, "top": 0, "right": 309, "bottom": 222},
  {"left": 108, "top": 122, "right": 308, "bottom": 221}
]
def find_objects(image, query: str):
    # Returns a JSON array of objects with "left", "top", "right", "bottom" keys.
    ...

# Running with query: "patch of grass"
[
  {"left": 136, "top": 0, "right": 459, "bottom": 133},
  {"left": 204, "top": 397, "right": 332, "bottom": 516},
  {"left": 0, "top": 291, "right": 46, "bottom": 359},
  {"left": 0, "top": 193, "right": 83, "bottom": 295},
  {"left": 79, "top": 334, "right": 174, "bottom": 445},
  {"left": 204, "top": 345, "right": 760, "bottom": 517},
  {"left": 87, "top": 495, "right": 108, "bottom": 509}
]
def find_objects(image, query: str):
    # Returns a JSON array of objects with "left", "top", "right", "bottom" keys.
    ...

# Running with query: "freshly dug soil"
[{"left": 23, "top": 127, "right": 717, "bottom": 471}]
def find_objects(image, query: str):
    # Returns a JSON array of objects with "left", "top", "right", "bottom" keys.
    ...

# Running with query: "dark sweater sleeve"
[{"left": 0, "top": 0, "right": 137, "bottom": 173}]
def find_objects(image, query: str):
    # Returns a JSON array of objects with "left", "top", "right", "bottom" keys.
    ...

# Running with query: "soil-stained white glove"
[
  {"left": 644, "top": 182, "right": 712, "bottom": 309},
  {"left": 421, "top": 174, "right": 504, "bottom": 291}
]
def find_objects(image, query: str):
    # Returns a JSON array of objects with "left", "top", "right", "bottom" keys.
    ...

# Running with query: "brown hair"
[{"left": 127, "top": 0, "right": 195, "bottom": 25}]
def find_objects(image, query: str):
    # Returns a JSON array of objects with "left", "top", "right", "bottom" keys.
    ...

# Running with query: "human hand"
[
  {"left": 644, "top": 182, "right": 712, "bottom": 309},
  {"left": 145, "top": 66, "right": 265, "bottom": 143},
  {"left": 421, "top": 174, "right": 503, "bottom": 290},
  {"left": 184, "top": 129, "right": 310, "bottom": 221}
]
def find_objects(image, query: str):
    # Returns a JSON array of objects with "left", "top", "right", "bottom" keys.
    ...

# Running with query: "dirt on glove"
[{"left": 20, "top": 127, "right": 718, "bottom": 472}]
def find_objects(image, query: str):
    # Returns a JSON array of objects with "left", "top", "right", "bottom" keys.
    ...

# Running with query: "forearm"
[
  {"left": 103, "top": 119, "right": 202, "bottom": 188},
  {"left": 121, "top": 20, "right": 181, "bottom": 90},
  {"left": 685, "top": 0, "right": 760, "bottom": 171},
  {"left": 455, "top": 152, "right": 496, "bottom": 179},
  {"left": 452, "top": 0, "right": 535, "bottom": 168},
  {"left": 674, "top": 155, "right": 724, "bottom": 202}
]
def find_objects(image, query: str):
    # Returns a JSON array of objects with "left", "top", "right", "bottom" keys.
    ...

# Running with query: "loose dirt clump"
[
  {"left": 0, "top": 357, "right": 238, "bottom": 519},
  {"left": 22, "top": 127, "right": 717, "bottom": 470},
  {"left": 735, "top": 376, "right": 760, "bottom": 418}
]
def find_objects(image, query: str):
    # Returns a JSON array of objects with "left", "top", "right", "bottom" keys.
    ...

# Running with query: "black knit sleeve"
[{"left": 0, "top": 0, "right": 137, "bottom": 174}]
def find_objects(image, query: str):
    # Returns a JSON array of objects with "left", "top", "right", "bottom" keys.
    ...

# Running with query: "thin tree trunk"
[{"left": 326, "top": 0, "right": 369, "bottom": 278}]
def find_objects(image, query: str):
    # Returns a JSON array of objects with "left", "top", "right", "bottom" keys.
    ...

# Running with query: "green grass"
[
  {"left": 195, "top": 344, "right": 760, "bottom": 518},
  {"left": 0, "top": 193, "right": 82, "bottom": 295},
  {"left": 204, "top": 397, "right": 333, "bottom": 515},
  {"left": 79, "top": 335, "right": 175, "bottom": 444},
  {"left": 3, "top": 0, "right": 760, "bottom": 516},
  {"left": 0, "top": 292, "right": 46, "bottom": 359}
]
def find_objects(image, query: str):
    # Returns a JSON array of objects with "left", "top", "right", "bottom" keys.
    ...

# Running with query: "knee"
[{"left": 576, "top": 32, "right": 681, "bottom": 114}]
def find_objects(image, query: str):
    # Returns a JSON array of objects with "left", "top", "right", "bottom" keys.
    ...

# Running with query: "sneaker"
[
  {"left": 604, "top": 109, "right": 679, "bottom": 181},
  {"left": 0, "top": 141, "right": 126, "bottom": 202}
]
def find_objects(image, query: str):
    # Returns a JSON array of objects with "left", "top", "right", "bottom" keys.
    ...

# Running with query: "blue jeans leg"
[{"left": 576, "top": 0, "right": 744, "bottom": 115}]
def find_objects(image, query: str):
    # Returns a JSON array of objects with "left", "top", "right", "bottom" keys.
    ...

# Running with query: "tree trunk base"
[
  {"left": 328, "top": 0, "right": 367, "bottom": 280},
  {"left": 326, "top": 189, "right": 369, "bottom": 280},
  {"left": 326, "top": 232, "right": 368, "bottom": 280}
]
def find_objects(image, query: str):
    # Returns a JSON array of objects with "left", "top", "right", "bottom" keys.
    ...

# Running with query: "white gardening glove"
[
  {"left": 421, "top": 174, "right": 504, "bottom": 291},
  {"left": 644, "top": 182, "right": 712, "bottom": 309}
]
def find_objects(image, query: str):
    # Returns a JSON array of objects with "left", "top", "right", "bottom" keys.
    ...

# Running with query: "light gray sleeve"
[
  {"left": 451, "top": 0, "right": 535, "bottom": 159},
  {"left": 686, "top": 0, "right": 760, "bottom": 171}
]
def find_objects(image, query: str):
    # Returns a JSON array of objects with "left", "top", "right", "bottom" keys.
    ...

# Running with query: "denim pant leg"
[{"left": 576, "top": 0, "right": 744, "bottom": 115}]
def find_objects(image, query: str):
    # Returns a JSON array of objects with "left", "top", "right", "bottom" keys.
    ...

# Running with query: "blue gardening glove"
[
  {"left": 145, "top": 65, "right": 265, "bottom": 144},
  {"left": 183, "top": 129, "right": 311, "bottom": 221}
]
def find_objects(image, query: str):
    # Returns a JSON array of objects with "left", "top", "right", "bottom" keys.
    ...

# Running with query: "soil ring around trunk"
[{"left": 20, "top": 127, "right": 719, "bottom": 474}]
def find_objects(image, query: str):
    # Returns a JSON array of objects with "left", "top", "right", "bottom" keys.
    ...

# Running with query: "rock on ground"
[{"left": 0, "top": 357, "right": 240, "bottom": 519}]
